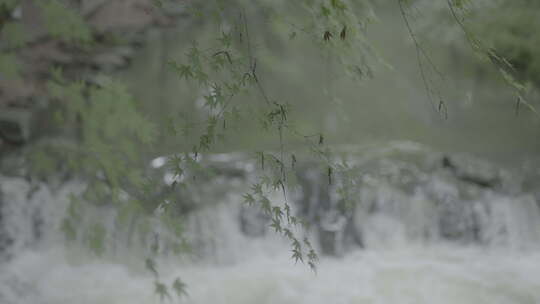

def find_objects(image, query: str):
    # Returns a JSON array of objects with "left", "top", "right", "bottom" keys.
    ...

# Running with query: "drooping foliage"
[{"left": 1, "top": 0, "right": 539, "bottom": 280}]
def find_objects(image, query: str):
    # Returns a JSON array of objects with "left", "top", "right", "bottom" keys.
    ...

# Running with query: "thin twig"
[{"left": 398, "top": 0, "right": 437, "bottom": 112}]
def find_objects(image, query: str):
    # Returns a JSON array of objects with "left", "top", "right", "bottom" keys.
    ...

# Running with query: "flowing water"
[{"left": 1, "top": 142, "right": 539, "bottom": 304}]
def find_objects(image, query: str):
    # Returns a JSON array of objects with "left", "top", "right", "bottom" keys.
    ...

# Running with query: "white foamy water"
[{"left": 1, "top": 245, "right": 539, "bottom": 304}]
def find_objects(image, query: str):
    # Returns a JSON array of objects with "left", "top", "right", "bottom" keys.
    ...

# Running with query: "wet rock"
[
  {"left": 295, "top": 165, "right": 333, "bottom": 224},
  {"left": 0, "top": 188, "right": 14, "bottom": 257},
  {"left": 88, "top": 0, "right": 156, "bottom": 33},
  {"left": 239, "top": 205, "right": 268, "bottom": 238},
  {"left": 343, "top": 213, "right": 364, "bottom": 248},
  {"left": 294, "top": 164, "right": 360, "bottom": 256},
  {"left": 92, "top": 51, "right": 128, "bottom": 71},
  {"left": 0, "top": 108, "right": 32, "bottom": 145},
  {"left": 318, "top": 213, "right": 347, "bottom": 256},
  {"left": 0, "top": 78, "right": 37, "bottom": 108},
  {"left": 437, "top": 198, "right": 482, "bottom": 242},
  {"left": 81, "top": 0, "right": 108, "bottom": 17},
  {"left": 441, "top": 155, "right": 502, "bottom": 189},
  {"left": 21, "top": 40, "right": 74, "bottom": 67},
  {"left": 91, "top": 46, "right": 137, "bottom": 71},
  {"left": 20, "top": 0, "right": 48, "bottom": 41}
]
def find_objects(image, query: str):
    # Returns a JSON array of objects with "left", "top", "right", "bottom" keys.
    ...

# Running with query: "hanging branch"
[
  {"left": 445, "top": 0, "right": 539, "bottom": 117},
  {"left": 398, "top": 0, "right": 448, "bottom": 119}
]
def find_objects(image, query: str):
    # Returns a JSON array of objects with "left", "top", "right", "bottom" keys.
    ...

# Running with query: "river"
[{"left": 1, "top": 142, "right": 539, "bottom": 304}]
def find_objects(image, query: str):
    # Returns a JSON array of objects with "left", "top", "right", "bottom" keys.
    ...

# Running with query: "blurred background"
[{"left": 1, "top": 1, "right": 540, "bottom": 303}]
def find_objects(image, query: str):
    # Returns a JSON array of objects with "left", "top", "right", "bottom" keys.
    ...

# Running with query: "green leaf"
[
  {"left": 292, "top": 248, "right": 303, "bottom": 263},
  {"left": 154, "top": 281, "right": 171, "bottom": 302},
  {"left": 177, "top": 64, "right": 194, "bottom": 80},
  {"left": 242, "top": 193, "right": 256, "bottom": 205},
  {"left": 260, "top": 196, "right": 272, "bottom": 214},
  {"left": 270, "top": 218, "right": 282, "bottom": 233},
  {"left": 172, "top": 278, "right": 188, "bottom": 298},
  {"left": 145, "top": 258, "right": 159, "bottom": 277},
  {"left": 272, "top": 206, "right": 284, "bottom": 220},
  {"left": 251, "top": 183, "right": 263, "bottom": 195}
]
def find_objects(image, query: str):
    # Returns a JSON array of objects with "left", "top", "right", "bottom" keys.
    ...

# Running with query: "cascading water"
[{"left": 0, "top": 141, "right": 539, "bottom": 304}]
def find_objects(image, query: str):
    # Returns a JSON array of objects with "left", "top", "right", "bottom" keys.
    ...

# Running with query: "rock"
[
  {"left": 239, "top": 205, "right": 268, "bottom": 238},
  {"left": 20, "top": 0, "right": 48, "bottom": 41},
  {"left": 21, "top": 40, "right": 74, "bottom": 67},
  {"left": 437, "top": 198, "right": 482, "bottom": 242},
  {"left": 0, "top": 78, "right": 36, "bottom": 107},
  {"left": 92, "top": 46, "right": 138, "bottom": 70},
  {"left": 92, "top": 52, "right": 128, "bottom": 70},
  {"left": 0, "top": 108, "right": 32, "bottom": 145},
  {"left": 441, "top": 155, "right": 502, "bottom": 189},
  {"left": 0, "top": 187, "right": 14, "bottom": 257},
  {"left": 0, "top": 154, "right": 27, "bottom": 177},
  {"left": 318, "top": 213, "right": 347, "bottom": 256},
  {"left": 88, "top": 0, "right": 155, "bottom": 33},
  {"left": 81, "top": 0, "right": 108, "bottom": 16},
  {"left": 113, "top": 46, "right": 136, "bottom": 59},
  {"left": 294, "top": 164, "right": 360, "bottom": 256}
]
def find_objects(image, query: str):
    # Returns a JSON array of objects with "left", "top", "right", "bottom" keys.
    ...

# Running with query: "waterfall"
[{"left": 1, "top": 141, "right": 539, "bottom": 304}]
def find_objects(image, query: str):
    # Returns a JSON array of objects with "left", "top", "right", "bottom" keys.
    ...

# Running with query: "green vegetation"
[{"left": 1, "top": 0, "right": 540, "bottom": 298}]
